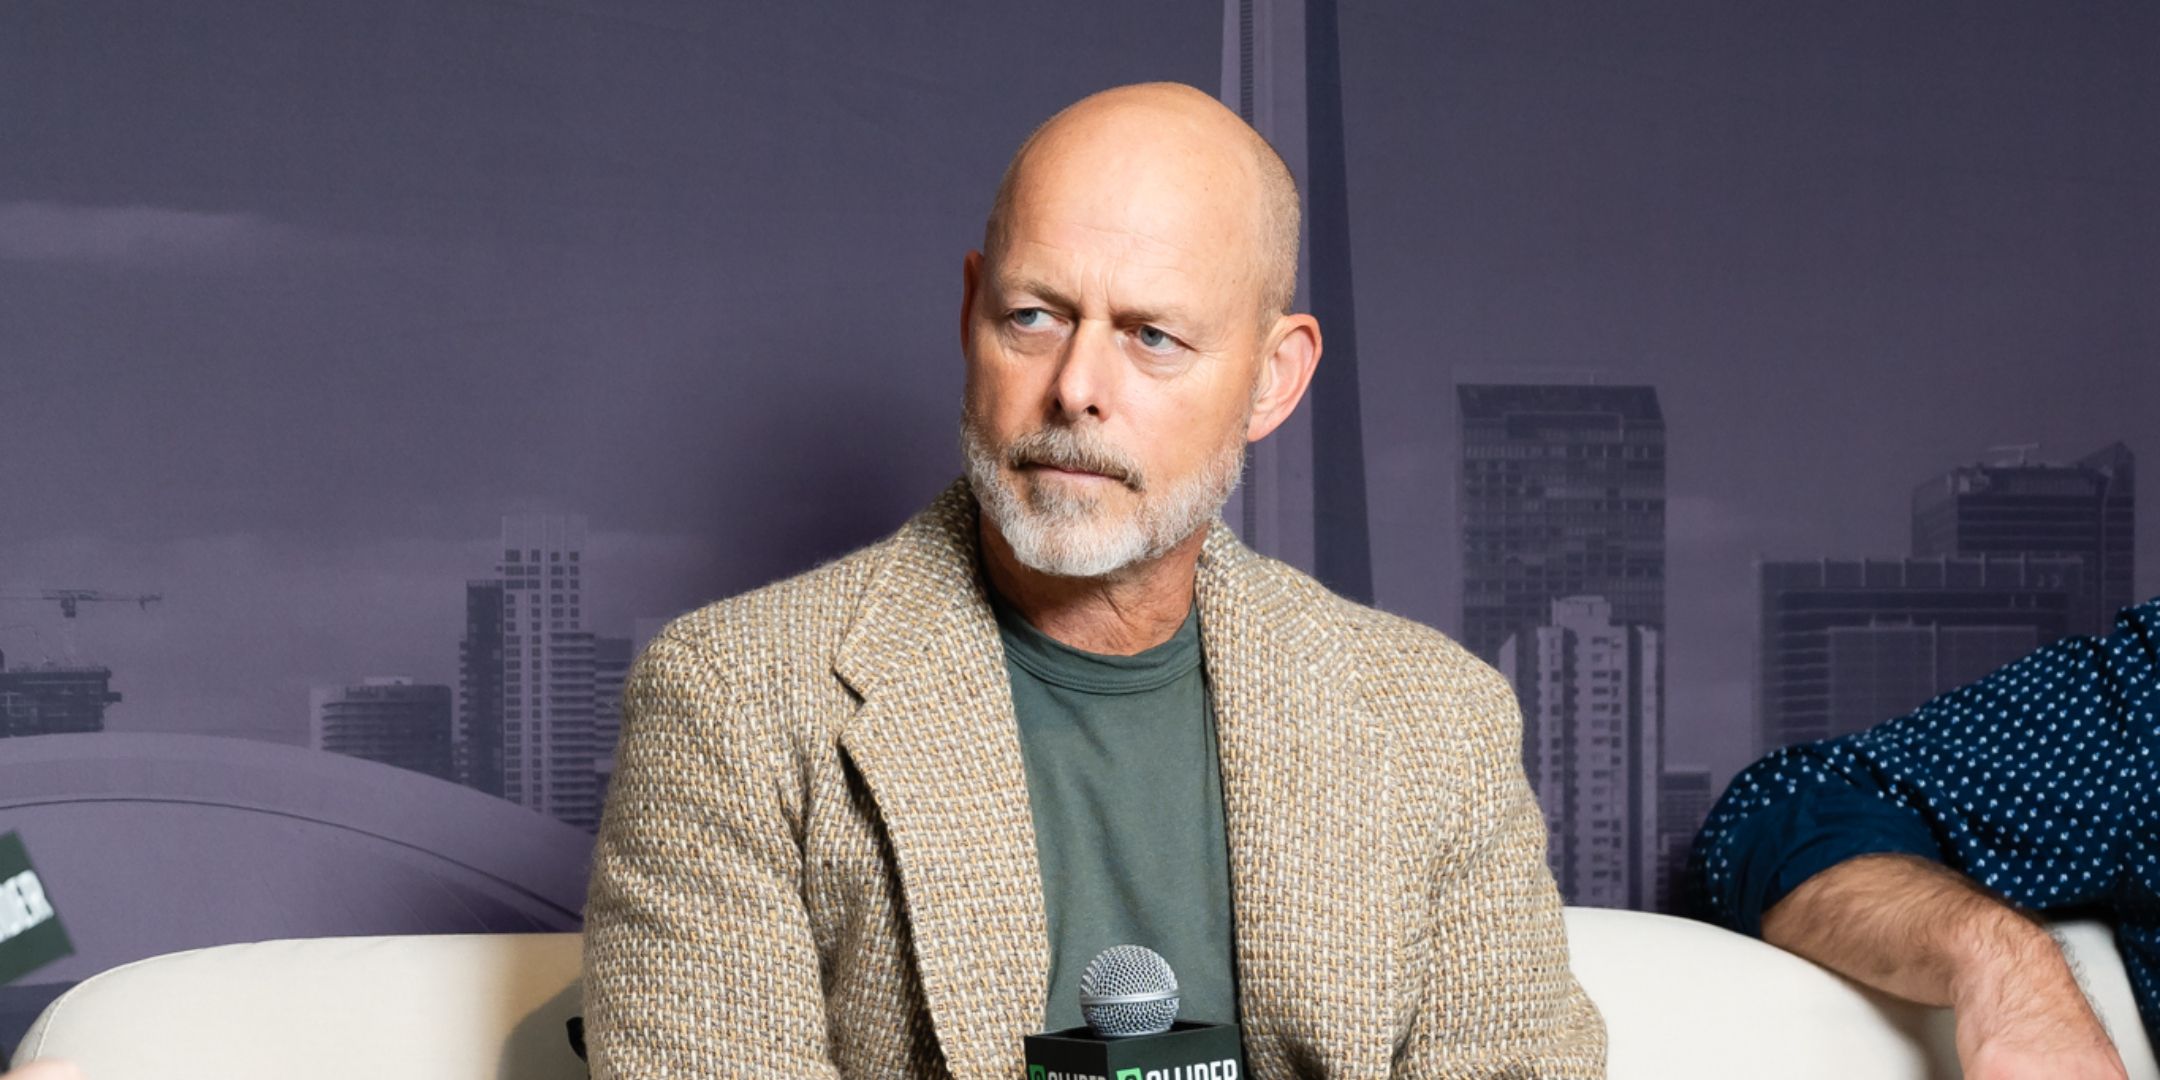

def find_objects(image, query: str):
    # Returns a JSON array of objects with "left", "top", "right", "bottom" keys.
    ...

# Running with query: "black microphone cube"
[{"left": 1023, "top": 1019, "right": 1245, "bottom": 1080}]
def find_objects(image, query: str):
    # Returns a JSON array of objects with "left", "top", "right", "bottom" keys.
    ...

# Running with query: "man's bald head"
[
  {"left": 959, "top": 83, "right": 1326, "bottom": 583},
  {"left": 982, "top": 82, "right": 1301, "bottom": 321}
]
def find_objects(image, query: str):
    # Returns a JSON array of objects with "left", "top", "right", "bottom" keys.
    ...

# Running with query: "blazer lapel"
[
  {"left": 1196, "top": 523, "right": 1396, "bottom": 1078},
  {"left": 834, "top": 484, "right": 1050, "bottom": 1080}
]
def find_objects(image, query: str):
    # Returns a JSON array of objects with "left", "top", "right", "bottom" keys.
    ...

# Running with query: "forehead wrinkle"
[
  {"left": 997, "top": 236, "right": 1216, "bottom": 335},
  {"left": 997, "top": 133, "right": 1259, "bottom": 342}
]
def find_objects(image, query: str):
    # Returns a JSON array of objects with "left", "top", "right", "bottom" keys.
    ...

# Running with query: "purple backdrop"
[{"left": 1, "top": 0, "right": 2153, "bottom": 1049}]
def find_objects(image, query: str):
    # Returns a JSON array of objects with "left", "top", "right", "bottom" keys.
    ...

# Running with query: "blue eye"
[
  {"left": 1136, "top": 326, "right": 1172, "bottom": 350},
  {"left": 1011, "top": 307, "right": 1049, "bottom": 329}
]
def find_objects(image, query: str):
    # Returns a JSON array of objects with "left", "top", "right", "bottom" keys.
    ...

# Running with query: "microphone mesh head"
[{"left": 1077, "top": 944, "right": 1180, "bottom": 1037}]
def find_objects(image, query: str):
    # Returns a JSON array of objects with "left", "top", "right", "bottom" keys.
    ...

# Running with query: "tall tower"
[
  {"left": 1911, "top": 442, "right": 2135, "bottom": 637},
  {"left": 457, "top": 580, "right": 506, "bottom": 796},
  {"left": 1499, "top": 596, "right": 1661, "bottom": 910},
  {"left": 1220, "top": 0, "right": 1372, "bottom": 602},
  {"left": 1655, "top": 767, "right": 1714, "bottom": 913},
  {"left": 1457, "top": 384, "right": 1667, "bottom": 664},
  {"left": 466, "top": 515, "right": 603, "bottom": 831},
  {"left": 1757, "top": 556, "right": 2086, "bottom": 750}
]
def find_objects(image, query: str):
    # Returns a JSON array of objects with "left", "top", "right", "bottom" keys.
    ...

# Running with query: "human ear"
[{"left": 1245, "top": 314, "right": 1321, "bottom": 443}]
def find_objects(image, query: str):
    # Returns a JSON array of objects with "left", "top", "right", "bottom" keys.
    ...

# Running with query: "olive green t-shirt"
[{"left": 988, "top": 588, "right": 1239, "bottom": 1033}]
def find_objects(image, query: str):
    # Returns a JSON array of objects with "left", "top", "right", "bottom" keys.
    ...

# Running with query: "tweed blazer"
[{"left": 582, "top": 481, "right": 1605, "bottom": 1079}]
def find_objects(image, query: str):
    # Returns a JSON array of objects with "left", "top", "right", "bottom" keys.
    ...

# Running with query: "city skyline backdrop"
[{"left": 3, "top": 0, "right": 2155, "bottom": 800}]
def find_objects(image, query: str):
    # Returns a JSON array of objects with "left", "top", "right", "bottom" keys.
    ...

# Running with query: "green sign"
[
  {"left": 1025, "top": 1020, "right": 1244, "bottom": 1080},
  {"left": 0, "top": 832, "right": 73, "bottom": 986}
]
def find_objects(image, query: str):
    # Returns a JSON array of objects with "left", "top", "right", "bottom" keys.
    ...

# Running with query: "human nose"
[{"left": 1050, "top": 318, "right": 1120, "bottom": 422}]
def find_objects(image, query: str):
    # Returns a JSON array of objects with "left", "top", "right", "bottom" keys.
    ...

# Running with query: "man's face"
[{"left": 960, "top": 149, "right": 1269, "bottom": 579}]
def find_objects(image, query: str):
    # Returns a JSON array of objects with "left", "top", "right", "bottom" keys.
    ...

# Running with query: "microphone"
[
  {"left": 1025, "top": 944, "right": 1246, "bottom": 1080},
  {"left": 1079, "top": 945, "right": 1180, "bottom": 1037}
]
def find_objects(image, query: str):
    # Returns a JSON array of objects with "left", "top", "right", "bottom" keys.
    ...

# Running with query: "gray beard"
[{"left": 960, "top": 415, "right": 1246, "bottom": 580}]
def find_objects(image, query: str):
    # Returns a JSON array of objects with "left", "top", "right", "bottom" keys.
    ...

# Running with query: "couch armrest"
[
  {"left": 1565, "top": 908, "right": 2156, "bottom": 1080},
  {"left": 10, "top": 934, "right": 584, "bottom": 1080}
]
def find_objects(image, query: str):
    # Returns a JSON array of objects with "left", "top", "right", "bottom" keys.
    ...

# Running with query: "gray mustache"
[{"left": 1005, "top": 427, "right": 1145, "bottom": 491}]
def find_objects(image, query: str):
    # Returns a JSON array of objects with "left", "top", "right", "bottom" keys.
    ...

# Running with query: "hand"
[
  {"left": 3, "top": 1062, "right": 86, "bottom": 1080},
  {"left": 1950, "top": 931, "right": 2128, "bottom": 1080},
  {"left": 1959, "top": 1016, "right": 2127, "bottom": 1080},
  {"left": 1763, "top": 856, "right": 2131, "bottom": 1080}
]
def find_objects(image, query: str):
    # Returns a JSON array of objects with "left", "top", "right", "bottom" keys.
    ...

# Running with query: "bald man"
[{"left": 581, "top": 83, "right": 1605, "bottom": 1079}]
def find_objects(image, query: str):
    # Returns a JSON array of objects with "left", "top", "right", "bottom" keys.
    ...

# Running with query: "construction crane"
[
  {"left": 0, "top": 589, "right": 163, "bottom": 665},
  {"left": 0, "top": 589, "right": 163, "bottom": 618}
]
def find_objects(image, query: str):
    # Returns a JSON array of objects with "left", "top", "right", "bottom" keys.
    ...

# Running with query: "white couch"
[
  {"left": 12, "top": 909, "right": 2156, "bottom": 1079},
  {"left": 1568, "top": 908, "right": 2158, "bottom": 1079}
]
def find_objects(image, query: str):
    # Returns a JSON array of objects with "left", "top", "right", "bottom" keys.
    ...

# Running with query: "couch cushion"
[
  {"left": 9, "top": 934, "right": 584, "bottom": 1080},
  {"left": 16, "top": 916, "right": 2157, "bottom": 1079}
]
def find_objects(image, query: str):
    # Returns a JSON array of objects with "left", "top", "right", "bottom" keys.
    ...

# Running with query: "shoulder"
[
  {"left": 614, "top": 533, "right": 906, "bottom": 796},
  {"left": 640, "top": 533, "right": 897, "bottom": 681},
  {"left": 1221, "top": 549, "right": 1527, "bottom": 850},
  {"left": 1242, "top": 552, "right": 1507, "bottom": 684},
  {"left": 646, "top": 480, "right": 978, "bottom": 676},
  {"left": 2107, "top": 596, "right": 2160, "bottom": 665},
  {"left": 1229, "top": 551, "right": 1519, "bottom": 733}
]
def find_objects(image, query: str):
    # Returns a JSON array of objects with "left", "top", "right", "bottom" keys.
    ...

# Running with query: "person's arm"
[
  {"left": 1692, "top": 599, "right": 2160, "bottom": 1079},
  {"left": 1764, "top": 852, "right": 2124, "bottom": 1080},
  {"left": 581, "top": 626, "right": 842, "bottom": 1079},
  {"left": 1393, "top": 670, "right": 1605, "bottom": 1078}
]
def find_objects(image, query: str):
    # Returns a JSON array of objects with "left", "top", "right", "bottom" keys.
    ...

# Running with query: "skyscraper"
[
  {"left": 311, "top": 676, "right": 455, "bottom": 781},
  {"left": 459, "top": 515, "right": 603, "bottom": 831},
  {"left": 1911, "top": 442, "right": 2135, "bottom": 637},
  {"left": 1299, "top": 0, "right": 1372, "bottom": 602},
  {"left": 1217, "top": 0, "right": 1373, "bottom": 601},
  {"left": 457, "top": 580, "right": 506, "bottom": 797},
  {"left": 1655, "top": 767, "right": 1714, "bottom": 914},
  {"left": 1499, "top": 596, "right": 1661, "bottom": 910},
  {"left": 0, "top": 653, "right": 121, "bottom": 737},
  {"left": 1458, "top": 384, "right": 1667, "bottom": 665},
  {"left": 1219, "top": 0, "right": 1312, "bottom": 577},
  {"left": 1757, "top": 556, "right": 2086, "bottom": 751},
  {"left": 538, "top": 629, "right": 600, "bottom": 832}
]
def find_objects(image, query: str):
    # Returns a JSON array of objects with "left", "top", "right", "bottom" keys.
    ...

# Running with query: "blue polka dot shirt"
[{"left": 1689, "top": 597, "right": 2160, "bottom": 1040}]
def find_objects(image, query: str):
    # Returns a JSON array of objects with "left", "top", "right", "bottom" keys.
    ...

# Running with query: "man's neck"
[{"left": 977, "top": 519, "right": 1205, "bottom": 656}]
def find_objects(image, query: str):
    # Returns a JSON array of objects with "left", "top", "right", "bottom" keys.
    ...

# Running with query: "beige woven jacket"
[{"left": 583, "top": 481, "right": 1606, "bottom": 1079}]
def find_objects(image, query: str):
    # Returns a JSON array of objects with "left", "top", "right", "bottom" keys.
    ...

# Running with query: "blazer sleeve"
[
  {"left": 1393, "top": 671, "right": 1607, "bottom": 1078},
  {"left": 581, "top": 627, "right": 843, "bottom": 1079}
]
